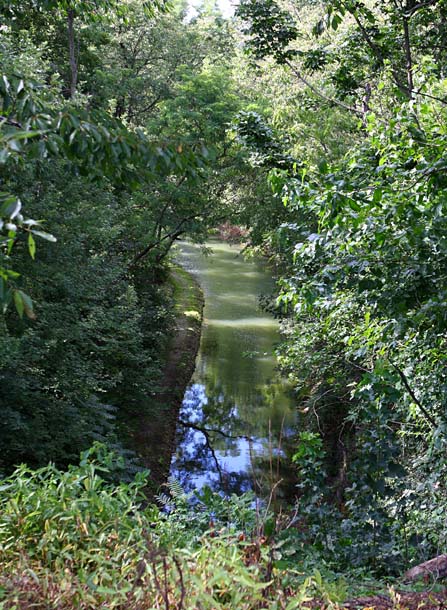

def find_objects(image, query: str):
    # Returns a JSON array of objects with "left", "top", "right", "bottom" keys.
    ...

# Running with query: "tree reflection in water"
[{"left": 171, "top": 383, "right": 256, "bottom": 495}]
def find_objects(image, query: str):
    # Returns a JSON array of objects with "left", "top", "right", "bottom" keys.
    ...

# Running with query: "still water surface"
[{"left": 171, "top": 240, "right": 296, "bottom": 498}]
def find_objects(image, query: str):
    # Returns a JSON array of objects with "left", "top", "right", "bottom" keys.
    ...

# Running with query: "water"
[{"left": 171, "top": 239, "right": 296, "bottom": 499}]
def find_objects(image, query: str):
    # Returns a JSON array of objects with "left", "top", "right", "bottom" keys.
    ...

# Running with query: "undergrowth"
[{"left": 0, "top": 444, "right": 324, "bottom": 610}]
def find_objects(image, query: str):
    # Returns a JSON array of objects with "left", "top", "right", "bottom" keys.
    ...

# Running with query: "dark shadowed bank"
[{"left": 130, "top": 264, "right": 204, "bottom": 492}]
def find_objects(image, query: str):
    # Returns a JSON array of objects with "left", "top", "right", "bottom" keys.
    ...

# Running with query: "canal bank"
[{"left": 131, "top": 264, "right": 204, "bottom": 492}]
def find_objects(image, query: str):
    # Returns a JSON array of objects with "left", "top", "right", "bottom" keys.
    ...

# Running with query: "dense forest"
[{"left": 1, "top": 0, "right": 447, "bottom": 607}]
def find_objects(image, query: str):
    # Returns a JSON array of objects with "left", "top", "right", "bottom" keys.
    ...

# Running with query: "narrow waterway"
[{"left": 171, "top": 239, "right": 297, "bottom": 499}]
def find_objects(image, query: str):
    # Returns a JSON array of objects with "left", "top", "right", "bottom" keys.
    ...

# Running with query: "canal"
[{"left": 171, "top": 239, "right": 297, "bottom": 500}]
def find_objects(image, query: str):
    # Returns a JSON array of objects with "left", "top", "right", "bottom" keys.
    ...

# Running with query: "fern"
[{"left": 167, "top": 476, "right": 186, "bottom": 499}]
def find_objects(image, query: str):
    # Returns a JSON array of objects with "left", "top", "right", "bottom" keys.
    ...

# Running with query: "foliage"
[
  {"left": 0, "top": 0, "right": 167, "bottom": 19},
  {"left": 3, "top": 0, "right": 447, "bottom": 590},
  {"left": 0, "top": 40, "right": 206, "bottom": 315},
  {"left": 237, "top": 0, "right": 447, "bottom": 105},
  {"left": 0, "top": 446, "right": 322, "bottom": 610},
  {"left": 270, "top": 81, "right": 447, "bottom": 573},
  {"left": 0, "top": 161, "right": 172, "bottom": 471},
  {"left": 234, "top": 0, "right": 447, "bottom": 577},
  {"left": 0, "top": 1, "right": 245, "bottom": 473}
]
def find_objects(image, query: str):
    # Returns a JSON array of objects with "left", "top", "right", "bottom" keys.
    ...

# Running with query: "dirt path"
[
  {"left": 340, "top": 590, "right": 447, "bottom": 609},
  {"left": 131, "top": 265, "right": 204, "bottom": 492}
]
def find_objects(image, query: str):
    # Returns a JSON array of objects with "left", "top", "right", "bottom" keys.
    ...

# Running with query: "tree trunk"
[
  {"left": 402, "top": 13, "right": 414, "bottom": 96},
  {"left": 67, "top": 9, "right": 78, "bottom": 98}
]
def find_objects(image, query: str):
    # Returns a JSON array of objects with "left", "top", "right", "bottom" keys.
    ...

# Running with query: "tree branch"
[
  {"left": 178, "top": 420, "right": 225, "bottom": 485},
  {"left": 178, "top": 419, "right": 253, "bottom": 442},
  {"left": 129, "top": 213, "right": 198, "bottom": 268},
  {"left": 402, "top": 4, "right": 414, "bottom": 94},
  {"left": 0, "top": 117, "right": 23, "bottom": 129},
  {"left": 389, "top": 361, "right": 437, "bottom": 428},
  {"left": 347, "top": 5, "right": 411, "bottom": 97},
  {"left": 412, "top": 89, "right": 447, "bottom": 105},
  {"left": 404, "top": 0, "right": 439, "bottom": 17},
  {"left": 284, "top": 60, "right": 362, "bottom": 116}
]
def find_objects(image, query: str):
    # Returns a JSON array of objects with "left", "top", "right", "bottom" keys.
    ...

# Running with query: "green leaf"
[
  {"left": 13, "top": 289, "right": 24, "bottom": 318},
  {"left": 331, "top": 14, "right": 342, "bottom": 30},
  {"left": 18, "top": 290, "right": 35, "bottom": 320},
  {"left": 0, "top": 196, "right": 21, "bottom": 219},
  {"left": 373, "top": 188, "right": 382, "bottom": 204},
  {"left": 8, "top": 139, "right": 22, "bottom": 153},
  {"left": 7, "top": 236, "right": 15, "bottom": 254},
  {"left": 6, "top": 130, "right": 42, "bottom": 141},
  {"left": 318, "top": 159, "right": 328, "bottom": 174},
  {"left": 348, "top": 198, "right": 361, "bottom": 211},
  {"left": 28, "top": 233, "right": 36, "bottom": 259},
  {"left": 2, "top": 75, "right": 10, "bottom": 93}
]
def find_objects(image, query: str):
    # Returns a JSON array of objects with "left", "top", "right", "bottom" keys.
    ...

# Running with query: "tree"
[
  {"left": 0, "top": 27, "right": 210, "bottom": 315},
  {"left": 0, "top": 3, "right": 242, "bottom": 474},
  {"left": 236, "top": 0, "right": 447, "bottom": 116},
  {"left": 0, "top": 0, "right": 168, "bottom": 97}
]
